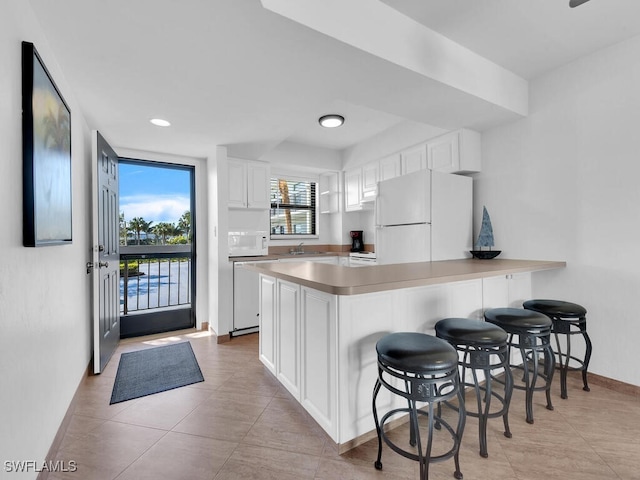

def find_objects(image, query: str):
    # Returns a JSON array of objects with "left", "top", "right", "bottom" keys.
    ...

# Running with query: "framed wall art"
[{"left": 22, "top": 41, "right": 72, "bottom": 247}]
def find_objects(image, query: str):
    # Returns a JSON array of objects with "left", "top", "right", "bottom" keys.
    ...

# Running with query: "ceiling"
[{"left": 27, "top": 0, "right": 640, "bottom": 161}]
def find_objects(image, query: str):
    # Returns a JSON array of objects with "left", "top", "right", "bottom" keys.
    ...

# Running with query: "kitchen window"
[{"left": 270, "top": 176, "right": 317, "bottom": 237}]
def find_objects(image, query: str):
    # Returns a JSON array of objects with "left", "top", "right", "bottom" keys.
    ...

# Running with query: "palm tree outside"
[{"left": 128, "top": 217, "right": 153, "bottom": 245}]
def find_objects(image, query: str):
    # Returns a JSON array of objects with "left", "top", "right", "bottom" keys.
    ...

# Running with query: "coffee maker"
[{"left": 350, "top": 230, "right": 364, "bottom": 252}]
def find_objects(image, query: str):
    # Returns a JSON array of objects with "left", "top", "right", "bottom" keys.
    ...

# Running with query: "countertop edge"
[{"left": 245, "top": 259, "right": 566, "bottom": 296}]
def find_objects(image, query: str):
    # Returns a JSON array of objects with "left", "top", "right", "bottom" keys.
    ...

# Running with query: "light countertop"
[{"left": 244, "top": 258, "right": 566, "bottom": 295}]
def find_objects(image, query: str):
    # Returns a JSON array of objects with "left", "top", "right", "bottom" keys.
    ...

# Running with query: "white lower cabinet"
[
  {"left": 300, "top": 287, "right": 337, "bottom": 439},
  {"left": 258, "top": 275, "right": 277, "bottom": 375},
  {"left": 259, "top": 275, "right": 338, "bottom": 441},
  {"left": 482, "top": 272, "right": 532, "bottom": 310},
  {"left": 277, "top": 280, "right": 301, "bottom": 398}
]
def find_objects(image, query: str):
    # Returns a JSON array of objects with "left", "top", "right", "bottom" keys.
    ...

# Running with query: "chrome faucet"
[{"left": 289, "top": 242, "right": 305, "bottom": 254}]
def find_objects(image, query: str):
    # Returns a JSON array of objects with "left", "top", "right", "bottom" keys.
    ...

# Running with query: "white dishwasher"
[{"left": 233, "top": 260, "right": 272, "bottom": 336}]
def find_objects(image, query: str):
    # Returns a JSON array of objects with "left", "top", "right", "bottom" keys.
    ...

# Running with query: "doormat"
[{"left": 110, "top": 341, "right": 204, "bottom": 404}]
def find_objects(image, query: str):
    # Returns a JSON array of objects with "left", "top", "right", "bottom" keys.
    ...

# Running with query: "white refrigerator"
[{"left": 375, "top": 169, "right": 472, "bottom": 264}]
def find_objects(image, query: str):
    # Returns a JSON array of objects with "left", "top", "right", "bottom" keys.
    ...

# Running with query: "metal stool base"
[
  {"left": 552, "top": 317, "right": 592, "bottom": 399},
  {"left": 373, "top": 363, "right": 465, "bottom": 480}
]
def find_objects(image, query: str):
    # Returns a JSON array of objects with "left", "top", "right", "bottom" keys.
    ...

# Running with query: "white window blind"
[{"left": 270, "top": 177, "right": 317, "bottom": 236}]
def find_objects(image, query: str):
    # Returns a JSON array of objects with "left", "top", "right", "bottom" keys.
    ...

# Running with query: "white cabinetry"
[
  {"left": 228, "top": 158, "right": 270, "bottom": 209},
  {"left": 482, "top": 273, "right": 532, "bottom": 309},
  {"left": 400, "top": 144, "right": 427, "bottom": 174},
  {"left": 344, "top": 168, "right": 362, "bottom": 212},
  {"left": 277, "top": 279, "right": 300, "bottom": 398},
  {"left": 426, "top": 129, "right": 481, "bottom": 174},
  {"left": 259, "top": 275, "right": 338, "bottom": 441},
  {"left": 228, "top": 160, "right": 247, "bottom": 208},
  {"left": 379, "top": 154, "right": 401, "bottom": 181},
  {"left": 300, "top": 287, "right": 337, "bottom": 438},
  {"left": 361, "top": 162, "right": 379, "bottom": 200},
  {"left": 345, "top": 163, "right": 379, "bottom": 211}
]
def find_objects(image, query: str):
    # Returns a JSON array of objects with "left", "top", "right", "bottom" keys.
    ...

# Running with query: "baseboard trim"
[
  {"left": 37, "top": 363, "right": 90, "bottom": 480},
  {"left": 201, "top": 321, "right": 209, "bottom": 331},
  {"left": 207, "top": 325, "right": 231, "bottom": 344},
  {"left": 588, "top": 371, "right": 640, "bottom": 397},
  {"left": 216, "top": 333, "right": 231, "bottom": 344}
]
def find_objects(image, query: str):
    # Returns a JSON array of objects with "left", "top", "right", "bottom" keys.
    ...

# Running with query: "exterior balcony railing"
[{"left": 120, "top": 245, "right": 192, "bottom": 315}]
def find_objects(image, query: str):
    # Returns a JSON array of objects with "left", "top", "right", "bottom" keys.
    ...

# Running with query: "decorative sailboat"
[{"left": 470, "top": 206, "right": 501, "bottom": 259}]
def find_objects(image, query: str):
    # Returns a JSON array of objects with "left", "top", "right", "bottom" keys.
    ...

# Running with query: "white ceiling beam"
[{"left": 261, "top": 0, "right": 528, "bottom": 117}]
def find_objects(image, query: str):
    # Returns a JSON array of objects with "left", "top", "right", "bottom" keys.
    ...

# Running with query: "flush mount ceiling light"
[
  {"left": 319, "top": 114, "right": 344, "bottom": 128},
  {"left": 150, "top": 118, "right": 171, "bottom": 127}
]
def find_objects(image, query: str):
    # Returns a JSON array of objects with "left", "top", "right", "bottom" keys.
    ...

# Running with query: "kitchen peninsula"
[{"left": 246, "top": 258, "right": 565, "bottom": 452}]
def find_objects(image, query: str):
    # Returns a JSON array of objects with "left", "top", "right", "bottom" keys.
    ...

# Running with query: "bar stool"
[
  {"left": 484, "top": 308, "right": 555, "bottom": 424},
  {"left": 523, "top": 299, "right": 591, "bottom": 399},
  {"left": 435, "top": 318, "right": 513, "bottom": 458},
  {"left": 372, "top": 332, "right": 466, "bottom": 480}
]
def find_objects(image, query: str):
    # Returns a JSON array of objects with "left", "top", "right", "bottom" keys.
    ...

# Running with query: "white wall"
[
  {"left": 475, "top": 34, "right": 640, "bottom": 387},
  {"left": 208, "top": 147, "right": 232, "bottom": 337},
  {"left": 260, "top": 140, "right": 342, "bottom": 172},
  {"left": 0, "top": 1, "right": 93, "bottom": 473}
]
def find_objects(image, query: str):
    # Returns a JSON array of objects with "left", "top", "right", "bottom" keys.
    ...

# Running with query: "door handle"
[{"left": 86, "top": 261, "right": 110, "bottom": 273}]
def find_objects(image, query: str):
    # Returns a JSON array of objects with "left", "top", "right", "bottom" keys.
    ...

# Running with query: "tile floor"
[{"left": 48, "top": 329, "right": 640, "bottom": 480}]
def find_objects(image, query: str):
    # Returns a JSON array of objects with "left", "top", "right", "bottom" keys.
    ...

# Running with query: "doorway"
[{"left": 118, "top": 158, "right": 196, "bottom": 338}]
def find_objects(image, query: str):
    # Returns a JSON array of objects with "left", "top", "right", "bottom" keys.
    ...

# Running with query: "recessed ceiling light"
[
  {"left": 150, "top": 118, "right": 171, "bottom": 127},
  {"left": 319, "top": 114, "right": 344, "bottom": 128}
]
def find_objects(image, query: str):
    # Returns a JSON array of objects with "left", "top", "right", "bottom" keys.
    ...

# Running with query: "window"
[{"left": 270, "top": 177, "right": 317, "bottom": 237}]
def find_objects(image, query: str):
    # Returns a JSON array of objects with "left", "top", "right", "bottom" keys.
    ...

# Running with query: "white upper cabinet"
[
  {"left": 400, "top": 144, "right": 428, "bottom": 174},
  {"left": 379, "top": 154, "right": 401, "bottom": 181},
  {"left": 228, "top": 158, "right": 270, "bottom": 209},
  {"left": 344, "top": 168, "right": 363, "bottom": 212},
  {"left": 427, "top": 129, "right": 481, "bottom": 174},
  {"left": 361, "top": 162, "right": 379, "bottom": 201},
  {"left": 228, "top": 159, "right": 247, "bottom": 208},
  {"left": 247, "top": 161, "right": 270, "bottom": 208}
]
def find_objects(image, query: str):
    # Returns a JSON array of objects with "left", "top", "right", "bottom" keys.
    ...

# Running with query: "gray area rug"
[{"left": 110, "top": 341, "right": 204, "bottom": 404}]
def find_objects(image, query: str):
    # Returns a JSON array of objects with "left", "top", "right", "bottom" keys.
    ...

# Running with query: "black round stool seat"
[
  {"left": 484, "top": 308, "right": 555, "bottom": 424},
  {"left": 372, "top": 332, "right": 465, "bottom": 480},
  {"left": 435, "top": 318, "right": 508, "bottom": 346},
  {"left": 435, "top": 318, "right": 513, "bottom": 458},
  {"left": 377, "top": 332, "right": 458, "bottom": 372},
  {"left": 484, "top": 308, "right": 552, "bottom": 332},
  {"left": 523, "top": 299, "right": 586, "bottom": 318},
  {"left": 523, "top": 299, "right": 591, "bottom": 399}
]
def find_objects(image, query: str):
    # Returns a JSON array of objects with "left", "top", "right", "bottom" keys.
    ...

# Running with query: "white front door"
[{"left": 92, "top": 131, "right": 120, "bottom": 374}]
